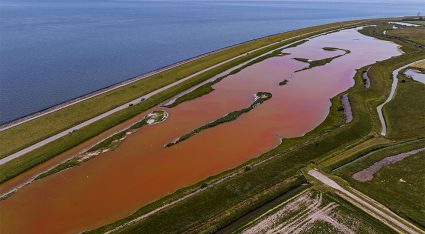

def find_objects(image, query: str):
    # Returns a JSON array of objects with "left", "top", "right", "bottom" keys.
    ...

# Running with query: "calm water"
[
  {"left": 0, "top": 27, "right": 402, "bottom": 233},
  {"left": 0, "top": 0, "right": 423, "bottom": 124}
]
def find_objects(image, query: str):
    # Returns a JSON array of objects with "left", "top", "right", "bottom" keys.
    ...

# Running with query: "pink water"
[{"left": 0, "top": 28, "right": 401, "bottom": 234}]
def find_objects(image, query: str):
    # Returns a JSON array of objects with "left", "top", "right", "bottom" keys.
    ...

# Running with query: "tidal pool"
[
  {"left": 404, "top": 68, "right": 425, "bottom": 84},
  {"left": 0, "top": 28, "right": 402, "bottom": 234}
]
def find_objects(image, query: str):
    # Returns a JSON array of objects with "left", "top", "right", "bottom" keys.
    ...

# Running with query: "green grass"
[
  {"left": 334, "top": 141, "right": 425, "bottom": 228},
  {"left": 384, "top": 77, "right": 425, "bottom": 140},
  {"left": 3, "top": 19, "right": 422, "bottom": 233},
  {"left": 405, "top": 21, "right": 425, "bottom": 26},
  {"left": 86, "top": 26, "right": 425, "bottom": 233},
  {"left": 0, "top": 20, "right": 369, "bottom": 159},
  {"left": 165, "top": 92, "right": 272, "bottom": 147},
  {"left": 36, "top": 158, "right": 80, "bottom": 180},
  {"left": 387, "top": 26, "right": 425, "bottom": 45},
  {"left": 165, "top": 85, "right": 215, "bottom": 108}
]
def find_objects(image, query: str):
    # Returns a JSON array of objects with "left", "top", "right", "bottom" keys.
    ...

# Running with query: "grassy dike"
[
  {"left": 0, "top": 19, "right": 373, "bottom": 159},
  {"left": 86, "top": 26, "right": 425, "bottom": 234},
  {"left": 0, "top": 20, "right": 381, "bottom": 184}
]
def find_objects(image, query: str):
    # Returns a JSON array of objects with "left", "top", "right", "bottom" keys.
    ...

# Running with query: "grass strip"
[
  {"left": 165, "top": 92, "right": 272, "bottom": 147},
  {"left": 166, "top": 85, "right": 215, "bottom": 108},
  {"left": 334, "top": 139, "right": 425, "bottom": 228}
]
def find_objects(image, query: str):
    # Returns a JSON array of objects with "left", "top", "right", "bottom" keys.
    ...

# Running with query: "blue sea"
[{"left": 0, "top": 0, "right": 423, "bottom": 124}]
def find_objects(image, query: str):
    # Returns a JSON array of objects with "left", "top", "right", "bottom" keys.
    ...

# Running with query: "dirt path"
[{"left": 308, "top": 169, "right": 424, "bottom": 234}]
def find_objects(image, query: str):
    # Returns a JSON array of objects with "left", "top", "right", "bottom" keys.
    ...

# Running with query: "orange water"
[{"left": 0, "top": 28, "right": 401, "bottom": 234}]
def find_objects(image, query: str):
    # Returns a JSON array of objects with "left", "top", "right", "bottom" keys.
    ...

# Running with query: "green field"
[
  {"left": 334, "top": 142, "right": 425, "bottom": 228},
  {"left": 405, "top": 21, "right": 425, "bottom": 26},
  {"left": 387, "top": 25, "right": 425, "bottom": 45},
  {"left": 2, "top": 18, "right": 424, "bottom": 234},
  {"left": 85, "top": 23, "right": 425, "bottom": 233},
  {"left": 384, "top": 76, "right": 425, "bottom": 140}
]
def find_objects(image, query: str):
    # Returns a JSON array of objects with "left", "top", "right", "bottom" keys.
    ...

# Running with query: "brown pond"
[{"left": 0, "top": 28, "right": 401, "bottom": 234}]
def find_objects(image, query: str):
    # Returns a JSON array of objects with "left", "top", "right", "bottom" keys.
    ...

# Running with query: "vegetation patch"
[
  {"left": 412, "top": 60, "right": 425, "bottom": 69},
  {"left": 334, "top": 142, "right": 425, "bottom": 228},
  {"left": 165, "top": 85, "right": 214, "bottom": 108},
  {"left": 283, "top": 39, "right": 309, "bottom": 49},
  {"left": 384, "top": 76, "right": 425, "bottom": 140},
  {"left": 387, "top": 26, "right": 425, "bottom": 45},
  {"left": 165, "top": 92, "right": 272, "bottom": 147},
  {"left": 405, "top": 21, "right": 425, "bottom": 26},
  {"left": 86, "top": 21, "right": 425, "bottom": 234},
  {"left": 352, "top": 147, "right": 425, "bottom": 181},
  {"left": 278, "top": 79, "right": 288, "bottom": 86},
  {"left": 293, "top": 47, "right": 351, "bottom": 72}
]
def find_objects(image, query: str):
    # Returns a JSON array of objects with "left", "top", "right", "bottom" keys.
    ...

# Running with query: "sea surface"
[{"left": 0, "top": 0, "right": 423, "bottom": 124}]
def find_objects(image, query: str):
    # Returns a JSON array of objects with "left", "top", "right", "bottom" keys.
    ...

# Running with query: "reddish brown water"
[{"left": 0, "top": 28, "right": 401, "bottom": 234}]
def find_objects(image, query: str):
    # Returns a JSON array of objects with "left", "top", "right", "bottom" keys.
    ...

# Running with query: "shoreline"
[
  {"left": 0, "top": 22, "right": 358, "bottom": 131},
  {"left": 0, "top": 22, "right": 368, "bottom": 165}
]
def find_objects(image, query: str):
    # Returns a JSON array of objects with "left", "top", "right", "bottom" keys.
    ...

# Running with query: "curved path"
[
  {"left": 0, "top": 25, "right": 351, "bottom": 166},
  {"left": 377, "top": 59, "right": 425, "bottom": 136}
]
